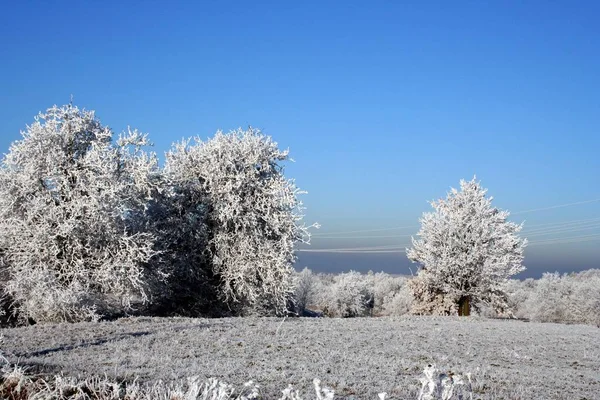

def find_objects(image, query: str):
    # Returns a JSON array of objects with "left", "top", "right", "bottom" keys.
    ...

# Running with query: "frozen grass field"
[{"left": 2, "top": 316, "right": 599, "bottom": 399}]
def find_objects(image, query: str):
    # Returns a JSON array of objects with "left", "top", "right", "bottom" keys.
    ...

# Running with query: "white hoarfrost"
[
  {"left": 418, "top": 365, "right": 472, "bottom": 400},
  {"left": 0, "top": 104, "right": 163, "bottom": 323},
  {"left": 165, "top": 128, "right": 315, "bottom": 315},
  {"left": 407, "top": 177, "right": 527, "bottom": 315}
]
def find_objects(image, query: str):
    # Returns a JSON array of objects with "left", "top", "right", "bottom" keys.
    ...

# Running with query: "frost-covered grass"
[{"left": 2, "top": 316, "right": 599, "bottom": 399}]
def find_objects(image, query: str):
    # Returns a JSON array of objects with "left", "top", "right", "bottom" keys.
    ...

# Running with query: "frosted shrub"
[
  {"left": 407, "top": 177, "right": 527, "bottom": 316},
  {"left": 370, "top": 272, "right": 400, "bottom": 314},
  {"left": 311, "top": 271, "right": 412, "bottom": 317},
  {"left": 381, "top": 282, "right": 413, "bottom": 316},
  {"left": 522, "top": 271, "right": 600, "bottom": 326},
  {"left": 523, "top": 272, "right": 577, "bottom": 323},
  {"left": 503, "top": 278, "right": 537, "bottom": 319},
  {"left": 319, "top": 271, "right": 373, "bottom": 317},
  {"left": 570, "top": 270, "right": 600, "bottom": 326},
  {"left": 408, "top": 274, "right": 460, "bottom": 316},
  {"left": 371, "top": 272, "right": 411, "bottom": 316},
  {"left": 0, "top": 104, "right": 162, "bottom": 323},
  {"left": 165, "top": 129, "right": 315, "bottom": 315},
  {"left": 292, "top": 267, "right": 320, "bottom": 315},
  {"left": 4, "top": 268, "right": 100, "bottom": 323}
]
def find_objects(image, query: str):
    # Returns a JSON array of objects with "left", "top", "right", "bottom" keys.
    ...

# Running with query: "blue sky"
[{"left": 1, "top": 1, "right": 599, "bottom": 277}]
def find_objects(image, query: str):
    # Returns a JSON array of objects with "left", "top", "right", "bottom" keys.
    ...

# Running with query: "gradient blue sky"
[{"left": 1, "top": 1, "right": 599, "bottom": 277}]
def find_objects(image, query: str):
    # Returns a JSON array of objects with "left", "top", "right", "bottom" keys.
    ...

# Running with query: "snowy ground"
[{"left": 2, "top": 316, "right": 599, "bottom": 399}]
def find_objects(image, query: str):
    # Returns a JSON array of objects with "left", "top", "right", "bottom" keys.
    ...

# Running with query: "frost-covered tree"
[
  {"left": 0, "top": 104, "right": 163, "bottom": 323},
  {"left": 165, "top": 128, "right": 314, "bottom": 315},
  {"left": 407, "top": 177, "right": 527, "bottom": 316},
  {"left": 292, "top": 267, "right": 319, "bottom": 315}
]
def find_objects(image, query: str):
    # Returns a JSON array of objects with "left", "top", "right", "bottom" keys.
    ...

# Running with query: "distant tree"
[
  {"left": 164, "top": 128, "right": 315, "bottom": 315},
  {"left": 319, "top": 271, "right": 373, "bottom": 318},
  {"left": 292, "top": 267, "right": 319, "bottom": 315},
  {"left": 520, "top": 270, "right": 600, "bottom": 326},
  {"left": 370, "top": 272, "right": 411, "bottom": 316},
  {"left": 0, "top": 104, "right": 163, "bottom": 323},
  {"left": 407, "top": 177, "right": 527, "bottom": 316}
]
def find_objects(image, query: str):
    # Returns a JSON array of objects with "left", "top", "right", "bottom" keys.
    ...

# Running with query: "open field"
[{"left": 2, "top": 316, "right": 599, "bottom": 399}]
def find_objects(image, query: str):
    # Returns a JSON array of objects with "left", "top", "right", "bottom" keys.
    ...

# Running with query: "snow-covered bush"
[
  {"left": 407, "top": 177, "right": 527, "bottom": 316},
  {"left": 569, "top": 269, "right": 600, "bottom": 326},
  {"left": 521, "top": 272, "right": 570, "bottom": 323},
  {"left": 292, "top": 267, "right": 320, "bottom": 315},
  {"left": 519, "top": 270, "right": 600, "bottom": 326},
  {"left": 307, "top": 271, "right": 412, "bottom": 318},
  {"left": 0, "top": 104, "right": 163, "bottom": 323},
  {"left": 165, "top": 129, "right": 314, "bottom": 315},
  {"left": 380, "top": 283, "right": 413, "bottom": 317},
  {"left": 370, "top": 272, "right": 412, "bottom": 316},
  {"left": 480, "top": 270, "right": 600, "bottom": 326},
  {"left": 503, "top": 278, "right": 537, "bottom": 319},
  {"left": 318, "top": 271, "right": 373, "bottom": 317}
]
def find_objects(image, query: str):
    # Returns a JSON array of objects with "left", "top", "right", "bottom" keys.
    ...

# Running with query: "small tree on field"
[
  {"left": 407, "top": 177, "right": 527, "bottom": 316},
  {"left": 165, "top": 128, "right": 315, "bottom": 315}
]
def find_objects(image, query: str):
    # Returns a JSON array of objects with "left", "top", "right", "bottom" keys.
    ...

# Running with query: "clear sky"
[{"left": 1, "top": 1, "right": 598, "bottom": 277}]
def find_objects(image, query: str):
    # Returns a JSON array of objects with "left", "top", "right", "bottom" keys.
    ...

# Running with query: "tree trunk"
[{"left": 458, "top": 296, "right": 471, "bottom": 316}]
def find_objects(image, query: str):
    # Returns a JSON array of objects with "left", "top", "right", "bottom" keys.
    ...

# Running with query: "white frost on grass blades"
[
  {"left": 0, "top": 360, "right": 438, "bottom": 399},
  {"left": 0, "top": 104, "right": 163, "bottom": 323},
  {"left": 165, "top": 128, "right": 316, "bottom": 314},
  {"left": 4, "top": 316, "right": 598, "bottom": 398},
  {"left": 407, "top": 177, "right": 527, "bottom": 315},
  {"left": 417, "top": 365, "right": 472, "bottom": 400}
]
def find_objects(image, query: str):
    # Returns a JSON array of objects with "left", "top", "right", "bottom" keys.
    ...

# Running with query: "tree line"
[{"left": 0, "top": 103, "right": 527, "bottom": 325}]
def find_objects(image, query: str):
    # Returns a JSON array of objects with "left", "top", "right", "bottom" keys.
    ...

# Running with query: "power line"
[
  {"left": 521, "top": 216, "right": 600, "bottom": 231},
  {"left": 300, "top": 228, "right": 600, "bottom": 252},
  {"left": 311, "top": 224, "right": 417, "bottom": 237},
  {"left": 525, "top": 222, "right": 600, "bottom": 238},
  {"left": 302, "top": 199, "right": 600, "bottom": 253},
  {"left": 312, "top": 233, "right": 415, "bottom": 240},
  {"left": 302, "top": 224, "right": 600, "bottom": 253},
  {"left": 297, "top": 248, "right": 407, "bottom": 254},
  {"left": 311, "top": 198, "right": 600, "bottom": 238},
  {"left": 298, "top": 244, "right": 408, "bottom": 252},
  {"left": 311, "top": 217, "right": 600, "bottom": 241},
  {"left": 528, "top": 233, "right": 600, "bottom": 246},
  {"left": 512, "top": 198, "right": 600, "bottom": 215}
]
